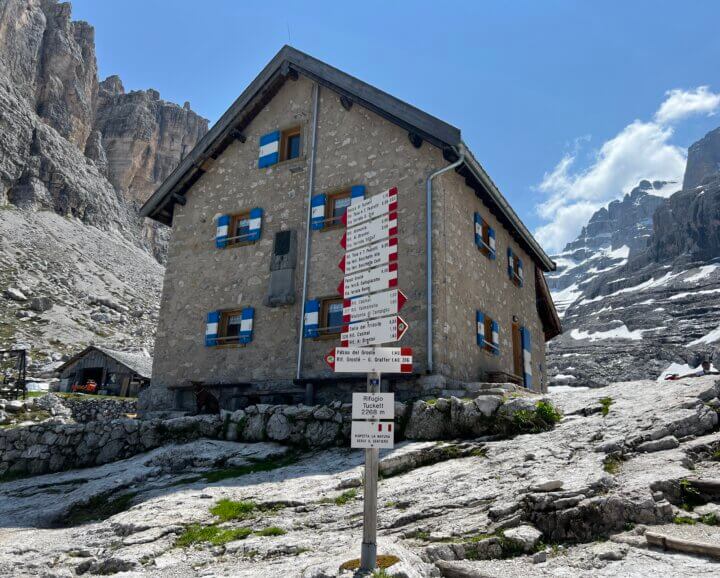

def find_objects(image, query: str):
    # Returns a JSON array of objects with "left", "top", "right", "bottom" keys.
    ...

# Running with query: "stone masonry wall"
[
  {"left": 60, "top": 397, "right": 137, "bottom": 423},
  {"left": 1, "top": 387, "right": 549, "bottom": 478}
]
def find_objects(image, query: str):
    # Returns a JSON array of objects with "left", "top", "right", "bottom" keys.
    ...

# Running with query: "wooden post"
[{"left": 360, "top": 371, "right": 381, "bottom": 571}]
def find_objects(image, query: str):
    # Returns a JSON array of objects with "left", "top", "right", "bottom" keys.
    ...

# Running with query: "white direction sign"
[
  {"left": 343, "top": 186, "right": 398, "bottom": 228},
  {"left": 325, "top": 347, "right": 413, "bottom": 373},
  {"left": 351, "top": 420, "right": 394, "bottom": 449},
  {"left": 341, "top": 211, "right": 397, "bottom": 252},
  {"left": 343, "top": 289, "right": 407, "bottom": 323},
  {"left": 338, "top": 262, "right": 398, "bottom": 299},
  {"left": 341, "top": 315, "right": 408, "bottom": 347},
  {"left": 339, "top": 237, "right": 398, "bottom": 275},
  {"left": 352, "top": 392, "right": 395, "bottom": 420}
]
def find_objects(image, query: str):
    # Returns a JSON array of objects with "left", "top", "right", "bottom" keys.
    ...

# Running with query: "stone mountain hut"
[{"left": 139, "top": 46, "right": 562, "bottom": 414}]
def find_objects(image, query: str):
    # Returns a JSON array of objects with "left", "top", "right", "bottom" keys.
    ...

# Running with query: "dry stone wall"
[{"left": 0, "top": 389, "right": 554, "bottom": 478}]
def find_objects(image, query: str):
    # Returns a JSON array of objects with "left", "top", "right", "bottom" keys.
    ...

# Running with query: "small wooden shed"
[{"left": 56, "top": 346, "right": 152, "bottom": 397}]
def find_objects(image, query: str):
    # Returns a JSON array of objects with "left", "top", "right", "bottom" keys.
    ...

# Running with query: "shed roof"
[
  {"left": 57, "top": 346, "right": 153, "bottom": 379},
  {"left": 140, "top": 45, "right": 555, "bottom": 272}
]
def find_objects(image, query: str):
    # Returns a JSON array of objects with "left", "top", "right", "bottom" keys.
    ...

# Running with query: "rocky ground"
[{"left": 0, "top": 377, "right": 718, "bottom": 576}]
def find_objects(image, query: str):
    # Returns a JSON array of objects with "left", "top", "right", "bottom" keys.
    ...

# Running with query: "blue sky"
[{"left": 72, "top": 0, "right": 720, "bottom": 252}]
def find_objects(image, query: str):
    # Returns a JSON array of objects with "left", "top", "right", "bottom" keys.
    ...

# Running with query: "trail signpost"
[{"left": 325, "top": 185, "right": 411, "bottom": 571}]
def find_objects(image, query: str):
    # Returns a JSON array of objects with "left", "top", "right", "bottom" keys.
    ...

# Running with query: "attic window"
[
  {"left": 280, "top": 126, "right": 301, "bottom": 161},
  {"left": 325, "top": 190, "right": 352, "bottom": 229}
]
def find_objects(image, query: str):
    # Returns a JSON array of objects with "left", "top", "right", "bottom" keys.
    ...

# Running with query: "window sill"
[
  {"left": 224, "top": 240, "right": 257, "bottom": 249},
  {"left": 314, "top": 332, "right": 341, "bottom": 341},
  {"left": 264, "top": 156, "right": 307, "bottom": 171}
]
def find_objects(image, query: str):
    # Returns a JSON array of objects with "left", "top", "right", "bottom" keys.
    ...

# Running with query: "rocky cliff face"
[
  {"left": 0, "top": 0, "right": 207, "bottom": 363},
  {"left": 547, "top": 127, "right": 720, "bottom": 387},
  {"left": 547, "top": 180, "right": 671, "bottom": 313},
  {"left": 683, "top": 126, "right": 720, "bottom": 190}
]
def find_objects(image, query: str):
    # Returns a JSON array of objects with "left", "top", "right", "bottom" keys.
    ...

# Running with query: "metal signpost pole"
[{"left": 360, "top": 370, "right": 381, "bottom": 571}]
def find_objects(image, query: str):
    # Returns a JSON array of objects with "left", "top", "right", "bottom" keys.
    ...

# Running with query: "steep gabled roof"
[
  {"left": 57, "top": 346, "right": 153, "bottom": 379},
  {"left": 140, "top": 45, "right": 555, "bottom": 272}
]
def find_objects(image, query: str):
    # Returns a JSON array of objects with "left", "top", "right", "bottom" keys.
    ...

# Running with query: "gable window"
[
  {"left": 507, "top": 248, "right": 524, "bottom": 288},
  {"left": 474, "top": 212, "right": 496, "bottom": 259},
  {"left": 320, "top": 297, "right": 345, "bottom": 338},
  {"left": 476, "top": 310, "right": 499, "bottom": 355},
  {"left": 280, "top": 126, "right": 302, "bottom": 162}
]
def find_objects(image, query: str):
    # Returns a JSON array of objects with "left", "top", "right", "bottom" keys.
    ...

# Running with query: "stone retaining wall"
[
  {"left": 60, "top": 397, "right": 137, "bottom": 422},
  {"left": 0, "top": 393, "right": 555, "bottom": 478}
]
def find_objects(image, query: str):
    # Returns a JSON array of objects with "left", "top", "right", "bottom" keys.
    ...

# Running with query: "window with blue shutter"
[
  {"left": 312, "top": 186, "right": 365, "bottom": 231},
  {"left": 508, "top": 247, "right": 523, "bottom": 287},
  {"left": 521, "top": 327, "right": 533, "bottom": 389},
  {"left": 238, "top": 307, "right": 254, "bottom": 344},
  {"left": 303, "top": 299, "right": 320, "bottom": 338},
  {"left": 474, "top": 213, "right": 496, "bottom": 260},
  {"left": 247, "top": 208, "right": 263, "bottom": 242},
  {"left": 476, "top": 310, "right": 499, "bottom": 354},
  {"left": 311, "top": 194, "right": 326, "bottom": 230},
  {"left": 258, "top": 131, "right": 280, "bottom": 168},
  {"left": 205, "top": 311, "right": 220, "bottom": 346},
  {"left": 216, "top": 215, "right": 230, "bottom": 248}
]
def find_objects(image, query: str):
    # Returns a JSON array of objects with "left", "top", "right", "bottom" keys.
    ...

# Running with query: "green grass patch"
[
  {"left": 712, "top": 450, "right": 720, "bottom": 461},
  {"left": 64, "top": 492, "right": 137, "bottom": 526},
  {"left": 211, "top": 499, "right": 257, "bottom": 522},
  {"left": 599, "top": 397, "right": 613, "bottom": 417},
  {"left": 673, "top": 516, "right": 696, "bottom": 525},
  {"left": 470, "top": 447, "right": 488, "bottom": 458},
  {"left": 679, "top": 478, "right": 705, "bottom": 510},
  {"left": 200, "top": 453, "right": 298, "bottom": 483},
  {"left": 701, "top": 513, "right": 719, "bottom": 526},
  {"left": 175, "top": 524, "right": 252, "bottom": 547},
  {"left": 255, "top": 526, "right": 286, "bottom": 537},
  {"left": 333, "top": 489, "right": 357, "bottom": 506},
  {"left": 411, "top": 529, "right": 431, "bottom": 540},
  {"left": 603, "top": 455, "right": 623, "bottom": 475}
]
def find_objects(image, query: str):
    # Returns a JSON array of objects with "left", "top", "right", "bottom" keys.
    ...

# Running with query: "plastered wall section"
[
  {"left": 150, "top": 76, "right": 449, "bottom": 391},
  {"left": 431, "top": 170, "right": 548, "bottom": 391}
]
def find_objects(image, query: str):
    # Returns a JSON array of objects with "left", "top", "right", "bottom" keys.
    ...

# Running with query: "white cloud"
[
  {"left": 534, "top": 86, "right": 720, "bottom": 254},
  {"left": 655, "top": 86, "right": 720, "bottom": 124}
]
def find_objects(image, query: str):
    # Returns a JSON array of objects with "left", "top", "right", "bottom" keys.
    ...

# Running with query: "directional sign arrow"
[
  {"left": 338, "top": 262, "right": 398, "bottom": 299},
  {"left": 341, "top": 211, "right": 397, "bottom": 252},
  {"left": 325, "top": 347, "right": 413, "bottom": 373},
  {"left": 339, "top": 237, "right": 398, "bottom": 274},
  {"left": 341, "top": 315, "right": 409, "bottom": 347},
  {"left": 343, "top": 289, "right": 407, "bottom": 323},
  {"left": 343, "top": 186, "right": 398, "bottom": 228}
]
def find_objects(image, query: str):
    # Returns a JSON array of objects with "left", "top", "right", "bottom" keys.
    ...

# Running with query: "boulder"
[
  {"left": 498, "top": 397, "right": 536, "bottom": 416},
  {"left": 4, "top": 287, "right": 27, "bottom": 301},
  {"left": 474, "top": 394, "right": 503, "bottom": 417},
  {"left": 0, "top": 410, "right": 11, "bottom": 425},
  {"left": 503, "top": 524, "right": 543, "bottom": 553},
  {"left": 636, "top": 436, "right": 679, "bottom": 453},
  {"left": 404, "top": 401, "right": 451, "bottom": 440},
  {"left": 5, "top": 400, "right": 25, "bottom": 413},
  {"left": 28, "top": 296, "right": 52, "bottom": 312},
  {"left": 450, "top": 397, "right": 489, "bottom": 436},
  {"left": 266, "top": 412, "right": 291, "bottom": 442},
  {"left": 305, "top": 420, "right": 339, "bottom": 447}
]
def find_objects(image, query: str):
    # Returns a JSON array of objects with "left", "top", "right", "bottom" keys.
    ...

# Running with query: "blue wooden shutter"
[
  {"left": 350, "top": 185, "right": 366, "bottom": 205},
  {"left": 521, "top": 327, "right": 533, "bottom": 389},
  {"left": 248, "top": 208, "right": 263, "bottom": 241},
  {"left": 304, "top": 299, "right": 320, "bottom": 338},
  {"left": 216, "top": 215, "right": 230, "bottom": 248},
  {"left": 258, "top": 131, "right": 280, "bottom": 168},
  {"left": 474, "top": 213, "right": 482, "bottom": 249},
  {"left": 488, "top": 227, "right": 496, "bottom": 260},
  {"left": 239, "top": 307, "right": 254, "bottom": 344},
  {"left": 491, "top": 320, "right": 500, "bottom": 356},
  {"left": 507, "top": 247, "right": 514, "bottom": 280},
  {"left": 311, "top": 194, "right": 326, "bottom": 230},
  {"left": 475, "top": 310, "right": 485, "bottom": 347},
  {"left": 517, "top": 257, "right": 524, "bottom": 287},
  {"left": 205, "top": 311, "right": 220, "bottom": 346}
]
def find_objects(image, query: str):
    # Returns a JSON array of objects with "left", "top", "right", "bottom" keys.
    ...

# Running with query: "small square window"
[
  {"left": 280, "top": 126, "right": 302, "bottom": 162},
  {"left": 318, "top": 297, "right": 344, "bottom": 339},
  {"left": 325, "top": 190, "right": 352, "bottom": 229},
  {"left": 510, "top": 255, "right": 522, "bottom": 287},
  {"left": 219, "top": 309, "right": 244, "bottom": 345},
  {"left": 228, "top": 212, "right": 251, "bottom": 246}
]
